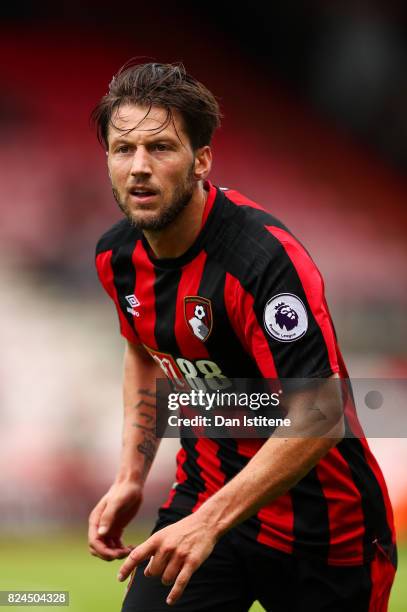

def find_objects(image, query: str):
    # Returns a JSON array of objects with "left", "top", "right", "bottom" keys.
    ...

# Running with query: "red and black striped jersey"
[{"left": 95, "top": 180, "right": 396, "bottom": 567}]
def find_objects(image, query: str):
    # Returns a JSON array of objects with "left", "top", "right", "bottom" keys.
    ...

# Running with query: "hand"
[
  {"left": 88, "top": 480, "right": 143, "bottom": 561},
  {"left": 117, "top": 512, "right": 218, "bottom": 605}
]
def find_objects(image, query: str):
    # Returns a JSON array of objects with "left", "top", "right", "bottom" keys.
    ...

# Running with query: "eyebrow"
[{"left": 110, "top": 134, "right": 180, "bottom": 146}]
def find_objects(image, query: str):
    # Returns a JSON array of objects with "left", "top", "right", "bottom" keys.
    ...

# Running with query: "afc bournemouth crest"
[
  {"left": 264, "top": 293, "right": 308, "bottom": 342},
  {"left": 184, "top": 297, "right": 213, "bottom": 342}
]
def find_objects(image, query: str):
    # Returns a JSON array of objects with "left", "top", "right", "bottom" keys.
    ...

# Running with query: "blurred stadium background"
[{"left": 0, "top": 1, "right": 406, "bottom": 610}]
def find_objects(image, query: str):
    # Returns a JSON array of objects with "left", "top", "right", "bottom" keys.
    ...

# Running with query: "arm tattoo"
[
  {"left": 138, "top": 389, "right": 155, "bottom": 397},
  {"left": 133, "top": 387, "right": 159, "bottom": 480},
  {"left": 134, "top": 399, "right": 155, "bottom": 409},
  {"left": 137, "top": 438, "right": 157, "bottom": 479}
]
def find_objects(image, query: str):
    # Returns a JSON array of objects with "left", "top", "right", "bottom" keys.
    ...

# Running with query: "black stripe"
[
  {"left": 290, "top": 468, "right": 331, "bottom": 560},
  {"left": 250, "top": 232, "right": 332, "bottom": 378},
  {"left": 110, "top": 237, "right": 139, "bottom": 334},
  {"left": 153, "top": 267, "right": 182, "bottom": 355},
  {"left": 169, "top": 438, "right": 248, "bottom": 512},
  {"left": 215, "top": 438, "right": 247, "bottom": 484},
  {"left": 169, "top": 438, "right": 205, "bottom": 513},
  {"left": 204, "top": 195, "right": 333, "bottom": 378},
  {"left": 96, "top": 218, "right": 140, "bottom": 255}
]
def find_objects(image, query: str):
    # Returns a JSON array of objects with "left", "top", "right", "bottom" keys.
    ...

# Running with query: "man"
[{"left": 88, "top": 61, "right": 396, "bottom": 611}]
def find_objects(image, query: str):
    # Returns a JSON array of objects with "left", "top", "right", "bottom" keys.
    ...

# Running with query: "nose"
[{"left": 130, "top": 146, "right": 152, "bottom": 177}]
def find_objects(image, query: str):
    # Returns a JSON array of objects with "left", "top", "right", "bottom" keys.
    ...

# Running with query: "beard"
[{"left": 112, "top": 162, "right": 195, "bottom": 231}]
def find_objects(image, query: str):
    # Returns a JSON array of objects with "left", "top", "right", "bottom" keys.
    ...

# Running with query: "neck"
[{"left": 143, "top": 183, "right": 208, "bottom": 259}]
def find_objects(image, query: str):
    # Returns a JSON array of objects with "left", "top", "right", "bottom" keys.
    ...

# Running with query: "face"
[{"left": 107, "top": 103, "right": 206, "bottom": 231}]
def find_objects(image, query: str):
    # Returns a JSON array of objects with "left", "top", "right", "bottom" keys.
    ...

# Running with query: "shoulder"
[
  {"left": 95, "top": 218, "right": 141, "bottom": 256},
  {"left": 212, "top": 186, "right": 317, "bottom": 283},
  {"left": 219, "top": 185, "right": 286, "bottom": 225},
  {"left": 218, "top": 186, "right": 294, "bottom": 254}
]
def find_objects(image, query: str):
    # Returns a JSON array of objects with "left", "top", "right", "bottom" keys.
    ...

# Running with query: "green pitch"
[{"left": 0, "top": 529, "right": 405, "bottom": 611}]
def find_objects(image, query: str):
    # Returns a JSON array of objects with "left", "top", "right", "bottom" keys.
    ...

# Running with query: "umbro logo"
[{"left": 125, "top": 294, "right": 141, "bottom": 317}]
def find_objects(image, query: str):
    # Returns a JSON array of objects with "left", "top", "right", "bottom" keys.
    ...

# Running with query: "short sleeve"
[
  {"left": 234, "top": 226, "right": 340, "bottom": 379},
  {"left": 95, "top": 249, "right": 140, "bottom": 344}
]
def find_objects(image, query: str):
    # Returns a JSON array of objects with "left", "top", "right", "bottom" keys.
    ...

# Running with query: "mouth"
[{"left": 128, "top": 188, "right": 158, "bottom": 204}]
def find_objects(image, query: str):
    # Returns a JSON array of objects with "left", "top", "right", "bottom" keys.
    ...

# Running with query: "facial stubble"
[{"left": 112, "top": 161, "right": 196, "bottom": 231}]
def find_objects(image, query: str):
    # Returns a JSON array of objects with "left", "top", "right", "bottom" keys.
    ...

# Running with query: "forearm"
[
  {"left": 197, "top": 375, "right": 344, "bottom": 537},
  {"left": 116, "top": 342, "right": 162, "bottom": 485},
  {"left": 197, "top": 435, "right": 338, "bottom": 538},
  {"left": 117, "top": 431, "right": 343, "bottom": 600}
]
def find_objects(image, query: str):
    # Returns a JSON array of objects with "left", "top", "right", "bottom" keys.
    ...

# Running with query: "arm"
[
  {"left": 117, "top": 375, "right": 344, "bottom": 604},
  {"left": 193, "top": 375, "right": 344, "bottom": 535},
  {"left": 88, "top": 340, "right": 163, "bottom": 561}
]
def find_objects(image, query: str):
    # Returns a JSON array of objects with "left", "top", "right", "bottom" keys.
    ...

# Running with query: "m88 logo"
[{"left": 144, "top": 346, "right": 232, "bottom": 392}]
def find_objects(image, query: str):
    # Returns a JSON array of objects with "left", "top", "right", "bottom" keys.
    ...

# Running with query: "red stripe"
[
  {"left": 224, "top": 272, "right": 278, "bottom": 378},
  {"left": 316, "top": 448, "right": 365, "bottom": 563},
  {"left": 359, "top": 437, "right": 397, "bottom": 549},
  {"left": 266, "top": 225, "right": 339, "bottom": 374},
  {"left": 223, "top": 188, "right": 266, "bottom": 210},
  {"left": 233, "top": 443, "right": 294, "bottom": 552},
  {"left": 368, "top": 545, "right": 396, "bottom": 611},
  {"left": 132, "top": 241, "right": 157, "bottom": 349},
  {"left": 201, "top": 180, "right": 217, "bottom": 225},
  {"left": 162, "top": 447, "right": 188, "bottom": 509},
  {"left": 174, "top": 251, "right": 210, "bottom": 359},
  {"left": 95, "top": 250, "right": 139, "bottom": 343},
  {"left": 316, "top": 346, "right": 369, "bottom": 564},
  {"left": 236, "top": 438, "right": 263, "bottom": 457},
  {"left": 256, "top": 494, "right": 294, "bottom": 553},
  {"left": 192, "top": 438, "right": 224, "bottom": 511}
]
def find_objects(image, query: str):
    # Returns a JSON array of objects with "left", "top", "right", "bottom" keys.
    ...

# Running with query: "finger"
[
  {"left": 88, "top": 502, "right": 107, "bottom": 546},
  {"left": 88, "top": 534, "right": 118, "bottom": 560},
  {"left": 89, "top": 532, "right": 127, "bottom": 561},
  {"left": 110, "top": 536, "right": 134, "bottom": 554},
  {"left": 88, "top": 498, "right": 106, "bottom": 524},
  {"left": 144, "top": 549, "right": 172, "bottom": 577},
  {"left": 108, "top": 550, "right": 131, "bottom": 560},
  {"left": 107, "top": 537, "right": 129, "bottom": 552},
  {"left": 118, "top": 539, "right": 157, "bottom": 581},
  {"left": 105, "top": 539, "right": 133, "bottom": 560},
  {"left": 161, "top": 556, "right": 183, "bottom": 587},
  {"left": 109, "top": 535, "right": 130, "bottom": 550},
  {"left": 144, "top": 555, "right": 154, "bottom": 576},
  {"left": 89, "top": 539, "right": 119, "bottom": 561},
  {"left": 90, "top": 528, "right": 134, "bottom": 561},
  {"left": 166, "top": 563, "right": 196, "bottom": 605},
  {"left": 98, "top": 501, "right": 120, "bottom": 536}
]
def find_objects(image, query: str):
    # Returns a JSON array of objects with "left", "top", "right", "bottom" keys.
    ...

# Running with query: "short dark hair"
[{"left": 91, "top": 60, "right": 222, "bottom": 151}]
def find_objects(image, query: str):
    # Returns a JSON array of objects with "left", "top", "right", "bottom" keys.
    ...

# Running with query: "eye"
[
  {"left": 116, "top": 145, "right": 129, "bottom": 153},
  {"left": 152, "top": 143, "right": 169, "bottom": 152}
]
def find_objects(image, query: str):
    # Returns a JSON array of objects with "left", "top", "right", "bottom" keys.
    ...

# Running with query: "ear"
[{"left": 193, "top": 146, "right": 212, "bottom": 181}]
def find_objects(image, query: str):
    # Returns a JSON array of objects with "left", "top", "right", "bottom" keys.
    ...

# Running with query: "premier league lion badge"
[
  {"left": 184, "top": 297, "right": 213, "bottom": 342},
  {"left": 264, "top": 293, "right": 308, "bottom": 342}
]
